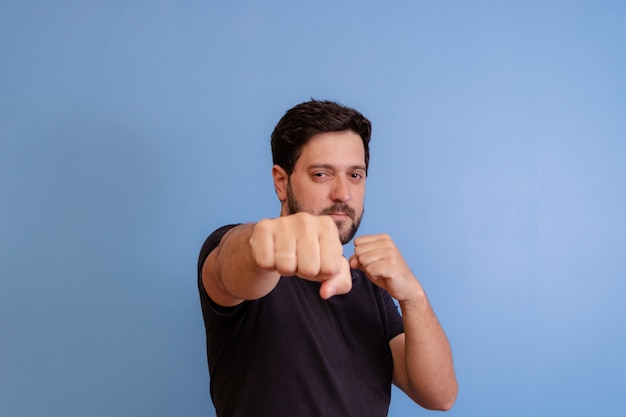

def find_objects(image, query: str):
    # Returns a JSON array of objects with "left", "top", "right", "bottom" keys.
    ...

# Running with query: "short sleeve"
[
  {"left": 382, "top": 289, "right": 404, "bottom": 341},
  {"left": 197, "top": 224, "right": 240, "bottom": 277},
  {"left": 197, "top": 224, "right": 242, "bottom": 314}
]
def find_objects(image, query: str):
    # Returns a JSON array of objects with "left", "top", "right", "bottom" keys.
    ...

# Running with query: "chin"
[{"left": 339, "top": 225, "right": 358, "bottom": 245}]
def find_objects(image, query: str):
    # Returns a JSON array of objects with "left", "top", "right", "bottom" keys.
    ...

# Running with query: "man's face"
[{"left": 280, "top": 130, "right": 366, "bottom": 244}]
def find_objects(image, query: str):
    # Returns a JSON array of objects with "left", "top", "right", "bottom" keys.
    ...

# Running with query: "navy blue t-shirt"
[{"left": 198, "top": 224, "right": 405, "bottom": 417}]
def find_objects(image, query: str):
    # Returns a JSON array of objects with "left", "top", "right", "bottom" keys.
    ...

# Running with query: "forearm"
[
  {"left": 398, "top": 289, "right": 458, "bottom": 410},
  {"left": 207, "top": 223, "right": 281, "bottom": 304}
]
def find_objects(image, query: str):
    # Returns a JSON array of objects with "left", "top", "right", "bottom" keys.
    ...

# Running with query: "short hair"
[{"left": 271, "top": 100, "right": 372, "bottom": 175}]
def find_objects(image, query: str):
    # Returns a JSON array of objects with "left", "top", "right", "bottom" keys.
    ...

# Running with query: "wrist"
[{"left": 397, "top": 283, "right": 428, "bottom": 310}]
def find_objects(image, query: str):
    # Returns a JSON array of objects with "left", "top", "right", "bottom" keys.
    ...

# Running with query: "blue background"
[{"left": 2, "top": 1, "right": 625, "bottom": 416}]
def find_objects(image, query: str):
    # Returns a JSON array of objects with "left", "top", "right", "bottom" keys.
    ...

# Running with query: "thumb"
[{"left": 319, "top": 258, "right": 352, "bottom": 299}]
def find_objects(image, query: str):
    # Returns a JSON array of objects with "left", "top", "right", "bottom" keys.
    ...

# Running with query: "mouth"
[
  {"left": 324, "top": 209, "right": 354, "bottom": 221},
  {"left": 321, "top": 204, "right": 356, "bottom": 222}
]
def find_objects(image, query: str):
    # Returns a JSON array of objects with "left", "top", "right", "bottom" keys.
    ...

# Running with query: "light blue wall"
[{"left": 2, "top": 1, "right": 625, "bottom": 416}]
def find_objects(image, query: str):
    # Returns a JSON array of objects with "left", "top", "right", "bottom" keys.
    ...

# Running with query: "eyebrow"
[{"left": 307, "top": 163, "right": 367, "bottom": 172}]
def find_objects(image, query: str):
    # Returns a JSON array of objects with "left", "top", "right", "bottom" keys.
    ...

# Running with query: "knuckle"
[
  {"left": 255, "top": 218, "right": 272, "bottom": 232},
  {"left": 277, "top": 265, "right": 297, "bottom": 276},
  {"left": 254, "top": 255, "right": 273, "bottom": 270},
  {"left": 275, "top": 252, "right": 297, "bottom": 273},
  {"left": 297, "top": 261, "right": 320, "bottom": 279},
  {"left": 320, "top": 257, "right": 342, "bottom": 276}
]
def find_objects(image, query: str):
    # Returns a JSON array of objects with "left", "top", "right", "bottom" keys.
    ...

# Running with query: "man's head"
[
  {"left": 271, "top": 100, "right": 372, "bottom": 176},
  {"left": 271, "top": 100, "right": 372, "bottom": 244}
]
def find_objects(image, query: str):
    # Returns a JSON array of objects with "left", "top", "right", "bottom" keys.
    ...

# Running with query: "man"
[{"left": 198, "top": 100, "right": 457, "bottom": 416}]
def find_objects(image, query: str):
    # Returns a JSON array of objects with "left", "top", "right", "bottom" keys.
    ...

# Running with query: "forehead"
[{"left": 297, "top": 130, "right": 365, "bottom": 167}]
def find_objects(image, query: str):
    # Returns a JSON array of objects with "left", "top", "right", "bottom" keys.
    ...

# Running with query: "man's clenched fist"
[{"left": 249, "top": 212, "right": 352, "bottom": 299}]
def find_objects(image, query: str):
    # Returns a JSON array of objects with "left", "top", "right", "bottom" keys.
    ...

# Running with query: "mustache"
[{"left": 320, "top": 204, "right": 356, "bottom": 219}]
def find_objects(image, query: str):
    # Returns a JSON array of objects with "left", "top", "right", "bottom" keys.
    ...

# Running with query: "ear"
[{"left": 272, "top": 165, "right": 288, "bottom": 202}]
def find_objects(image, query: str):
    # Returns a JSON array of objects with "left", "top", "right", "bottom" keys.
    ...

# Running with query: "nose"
[{"left": 330, "top": 176, "right": 351, "bottom": 203}]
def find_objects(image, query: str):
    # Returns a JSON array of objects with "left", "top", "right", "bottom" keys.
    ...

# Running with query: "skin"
[{"left": 202, "top": 130, "right": 458, "bottom": 410}]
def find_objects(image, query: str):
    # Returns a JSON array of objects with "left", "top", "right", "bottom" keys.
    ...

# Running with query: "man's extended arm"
[
  {"left": 350, "top": 234, "right": 458, "bottom": 410},
  {"left": 202, "top": 213, "right": 353, "bottom": 307}
]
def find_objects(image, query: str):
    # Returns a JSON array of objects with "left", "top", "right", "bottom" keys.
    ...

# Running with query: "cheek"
[
  {"left": 310, "top": 194, "right": 332, "bottom": 210},
  {"left": 353, "top": 185, "right": 366, "bottom": 202},
  {"left": 291, "top": 182, "right": 327, "bottom": 210}
]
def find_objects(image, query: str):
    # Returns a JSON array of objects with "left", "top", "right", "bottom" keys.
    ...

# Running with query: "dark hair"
[{"left": 271, "top": 100, "right": 372, "bottom": 175}]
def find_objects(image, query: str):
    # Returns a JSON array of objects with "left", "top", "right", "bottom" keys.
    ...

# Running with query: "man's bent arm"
[{"left": 349, "top": 234, "right": 457, "bottom": 410}]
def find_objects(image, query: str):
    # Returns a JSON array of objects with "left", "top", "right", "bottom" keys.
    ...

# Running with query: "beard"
[{"left": 286, "top": 180, "right": 363, "bottom": 245}]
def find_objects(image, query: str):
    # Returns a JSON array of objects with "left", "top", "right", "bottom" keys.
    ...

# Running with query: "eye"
[
  {"left": 350, "top": 172, "right": 365, "bottom": 180},
  {"left": 312, "top": 171, "right": 331, "bottom": 181}
]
